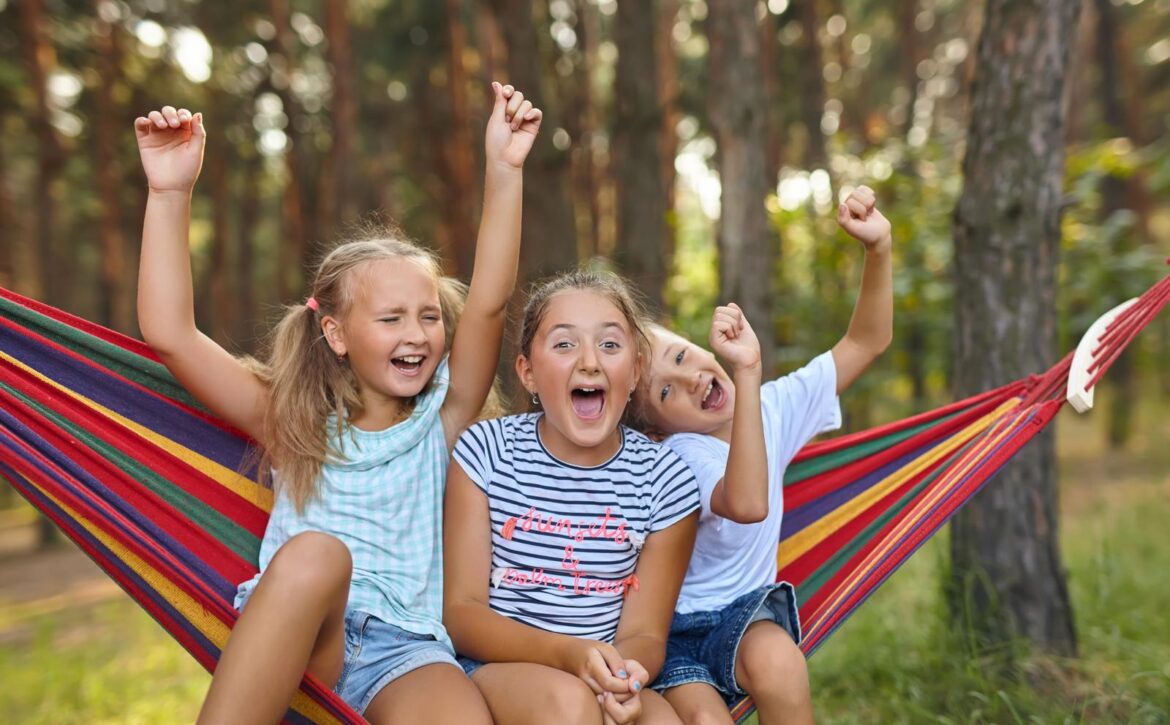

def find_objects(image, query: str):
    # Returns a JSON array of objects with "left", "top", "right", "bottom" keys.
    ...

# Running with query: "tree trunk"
[
  {"left": 268, "top": 0, "right": 309, "bottom": 302},
  {"left": 92, "top": 1, "right": 134, "bottom": 334},
  {"left": 16, "top": 0, "right": 65, "bottom": 307},
  {"left": 896, "top": 0, "right": 921, "bottom": 139},
  {"left": 480, "top": 0, "right": 578, "bottom": 281},
  {"left": 708, "top": 0, "right": 775, "bottom": 374},
  {"left": 613, "top": 0, "right": 668, "bottom": 314},
  {"left": 656, "top": 0, "right": 681, "bottom": 218},
  {"left": 237, "top": 148, "right": 262, "bottom": 352},
  {"left": 950, "top": 0, "right": 1081, "bottom": 658},
  {"left": 322, "top": 0, "right": 357, "bottom": 240},
  {"left": 439, "top": 0, "right": 478, "bottom": 278},
  {"left": 796, "top": 0, "right": 827, "bottom": 169}
]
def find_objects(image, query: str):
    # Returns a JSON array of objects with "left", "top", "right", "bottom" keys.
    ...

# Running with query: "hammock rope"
[{"left": 0, "top": 268, "right": 1166, "bottom": 725}]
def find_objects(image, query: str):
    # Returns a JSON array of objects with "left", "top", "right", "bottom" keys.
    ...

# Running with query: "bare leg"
[
  {"left": 471, "top": 662, "right": 605, "bottom": 725},
  {"left": 363, "top": 662, "right": 491, "bottom": 724},
  {"left": 638, "top": 687, "right": 685, "bottom": 724},
  {"left": 663, "top": 683, "right": 735, "bottom": 725},
  {"left": 197, "top": 532, "right": 352, "bottom": 725},
  {"left": 733, "top": 621, "right": 814, "bottom": 725}
]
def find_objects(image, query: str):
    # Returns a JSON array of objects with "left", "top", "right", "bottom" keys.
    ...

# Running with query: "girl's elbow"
[{"left": 728, "top": 500, "right": 768, "bottom": 524}]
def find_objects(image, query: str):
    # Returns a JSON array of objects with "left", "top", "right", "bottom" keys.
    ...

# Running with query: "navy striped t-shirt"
[{"left": 452, "top": 413, "right": 699, "bottom": 643}]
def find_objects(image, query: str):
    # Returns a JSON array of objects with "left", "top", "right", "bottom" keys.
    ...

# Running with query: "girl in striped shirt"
[{"left": 444, "top": 270, "right": 701, "bottom": 724}]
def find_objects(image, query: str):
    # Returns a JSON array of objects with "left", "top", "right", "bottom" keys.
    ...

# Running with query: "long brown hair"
[{"left": 256, "top": 230, "right": 466, "bottom": 512}]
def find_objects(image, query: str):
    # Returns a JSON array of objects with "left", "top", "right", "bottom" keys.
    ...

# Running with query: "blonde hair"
[
  {"left": 516, "top": 269, "right": 651, "bottom": 418},
  {"left": 255, "top": 228, "right": 467, "bottom": 512}
]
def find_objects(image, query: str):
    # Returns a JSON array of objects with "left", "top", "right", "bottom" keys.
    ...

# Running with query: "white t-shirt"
[
  {"left": 453, "top": 414, "right": 699, "bottom": 642},
  {"left": 667, "top": 351, "right": 841, "bottom": 614}
]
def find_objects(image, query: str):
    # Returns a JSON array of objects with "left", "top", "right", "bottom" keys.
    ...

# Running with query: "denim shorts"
[
  {"left": 651, "top": 582, "right": 801, "bottom": 700},
  {"left": 456, "top": 655, "right": 485, "bottom": 677},
  {"left": 335, "top": 610, "right": 460, "bottom": 714}
]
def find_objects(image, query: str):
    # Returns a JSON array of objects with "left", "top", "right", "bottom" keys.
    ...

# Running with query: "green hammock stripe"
[
  {"left": 784, "top": 410, "right": 967, "bottom": 486},
  {"left": 793, "top": 436, "right": 978, "bottom": 605},
  {"left": 0, "top": 296, "right": 200, "bottom": 408},
  {"left": 0, "top": 380, "right": 261, "bottom": 561}
]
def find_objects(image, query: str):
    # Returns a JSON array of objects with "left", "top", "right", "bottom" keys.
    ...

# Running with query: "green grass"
[
  {"left": 0, "top": 601, "right": 208, "bottom": 724},
  {"left": 0, "top": 397, "right": 1167, "bottom": 723}
]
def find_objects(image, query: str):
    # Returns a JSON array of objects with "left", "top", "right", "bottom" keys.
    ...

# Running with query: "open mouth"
[
  {"left": 570, "top": 387, "right": 606, "bottom": 420},
  {"left": 391, "top": 355, "right": 425, "bottom": 376},
  {"left": 700, "top": 378, "right": 727, "bottom": 411}
]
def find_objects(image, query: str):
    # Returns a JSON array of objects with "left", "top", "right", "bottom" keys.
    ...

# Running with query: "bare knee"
[
  {"left": 737, "top": 627, "right": 810, "bottom": 707},
  {"left": 264, "top": 532, "right": 352, "bottom": 600},
  {"left": 683, "top": 710, "right": 734, "bottom": 725},
  {"left": 541, "top": 675, "right": 604, "bottom": 725}
]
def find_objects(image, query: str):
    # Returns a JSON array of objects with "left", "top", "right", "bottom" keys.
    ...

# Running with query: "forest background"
[{"left": 0, "top": 0, "right": 1168, "bottom": 722}]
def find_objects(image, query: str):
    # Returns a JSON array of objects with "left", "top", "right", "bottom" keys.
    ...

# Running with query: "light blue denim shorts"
[{"left": 335, "top": 609, "right": 460, "bottom": 714}]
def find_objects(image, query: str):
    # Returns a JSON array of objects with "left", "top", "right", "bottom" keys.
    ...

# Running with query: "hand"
[
  {"left": 608, "top": 658, "right": 649, "bottom": 704},
  {"left": 710, "top": 303, "right": 762, "bottom": 375},
  {"left": 134, "top": 106, "right": 206, "bottom": 194},
  {"left": 598, "top": 689, "right": 642, "bottom": 725},
  {"left": 837, "top": 185, "right": 891, "bottom": 253},
  {"left": 484, "top": 82, "right": 542, "bottom": 170},
  {"left": 563, "top": 639, "right": 635, "bottom": 697}
]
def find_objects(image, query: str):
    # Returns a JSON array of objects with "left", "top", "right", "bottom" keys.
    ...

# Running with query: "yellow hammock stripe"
[
  {"left": 1, "top": 350, "right": 271, "bottom": 511},
  {"left": 802, "top": 402, "right": 1026, "bottom": 638},
  {"left": 20, "top": 473, "right": 337, "bottom": 724},
  {"left": 777, "top": 398, "right": 1021, "bottom": 570}
]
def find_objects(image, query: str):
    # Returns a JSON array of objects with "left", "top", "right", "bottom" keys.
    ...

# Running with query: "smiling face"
[
  {"left": 516, "top": 289, "right": 641, "bottom": 466},
  {"left": 638, "top": 326, "right": 736, "bottom": 439},
  {"left": 322, "top": 256, "right": 446, "bottom": 424}
]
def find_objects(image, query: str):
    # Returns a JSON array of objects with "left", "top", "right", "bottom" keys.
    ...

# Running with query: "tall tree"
[
  {"left": 322, "top": 0, "right": 357, "bottom": 240},
  {"left": 15, "top": 0, "right": 64, "bottom": 306},
  {"left": 91, "top": 0, "right": 134, "bottom": 334},
  {"left": 950, "top": 0, "right": 1081, "bottom": 657},
  {"left": 268, "top": 0, "right": 309, "bottom": 301},
  {"left": 708, "top": 0, "right": 775, "bottom": 373},
  {"left": 613, "top": 0, "right": 668, "bottom": 314},
  {"left": 438, "top": 0, "right": 478, "bottom": 277},
  {"left": 480, "top": 0, "right": 577, "bottom": 282},
  {"left": 796, "top": 0, "right": 828, "bottom": 169}
]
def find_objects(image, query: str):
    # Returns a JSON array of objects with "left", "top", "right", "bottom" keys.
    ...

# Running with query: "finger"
[
  {"left": 624, "top": 659, "right": 649, "bottom": 694},
  {"left": 161, "top": 105, "right": 180, "bottom": 127},
  {"left": 505, "top": 90, "right": 525, "bottom": 121},
  {"left": 587, "top": 649, "right": 628, "bottom": 693},
  {"left": 837, "top": 202, "right": 852, "bottom": 228},
  {"left": 193, "top": 112, "right": 206, "bottom": 138},
  {"left": 513, "top": 100, "right": 534, "bottom": 130},
  {"left": 846, "top": 197, "right": 867, "bottom": 219},
  {"left": 600, "top": 691, "right": 639, "bottom": 724},
  {"left": 501, "top": 84, "right": 515, "bottom": 98},
  {"left": 520, "top": 107, "right": 543, "bottom": 133},
  {"left": 148, "top": 110, "right": 167, "bottom": 129},
  {"left": 177, "top": 108, "right": 192, "bottom": 123},
  {"left": 134, "top": 116, "right": 152, "bottom": 135}
]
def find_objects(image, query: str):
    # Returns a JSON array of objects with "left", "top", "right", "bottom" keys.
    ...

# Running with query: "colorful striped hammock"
[{"left": 1, "top": 270, "right": 1167, "bottom": 724}]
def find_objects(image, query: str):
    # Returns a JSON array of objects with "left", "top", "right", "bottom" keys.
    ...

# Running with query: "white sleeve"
[
  {"left": 665, "top": 434, "right": 729, "bottom": 520},
  {"left": 760, "top": 351, "right": 842, "bottom": 464}
]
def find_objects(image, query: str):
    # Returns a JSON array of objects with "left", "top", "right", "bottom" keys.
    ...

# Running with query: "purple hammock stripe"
[
  {"left": 0, "top": 406, "right": 239, "bottom": 601},
  {"left": 807, "top": 406, "right": 1039, "bottom": 652},
  {"left": 781, "top": 433, "right": 953, "bottom": 540},
  {"left": 0, "top": 323, "right": 254, "bottom": 474}
]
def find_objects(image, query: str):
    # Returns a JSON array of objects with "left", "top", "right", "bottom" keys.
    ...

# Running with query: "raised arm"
[
  {"left": 706, "top": 305, "right": 770, "bottom": 523},
  {"left": 441, "top": 84, "right": 542, "bottom": 444},
  {"left": 135, "top": 107, "right": 268, "bottom": 440},
  {"left": 831, "top": 185, "right": 894, "bottom": 394}
]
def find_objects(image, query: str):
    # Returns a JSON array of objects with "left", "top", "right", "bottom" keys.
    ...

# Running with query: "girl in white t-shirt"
[{"left": 631, "top": 186, "right": 894, "bottom": 725}]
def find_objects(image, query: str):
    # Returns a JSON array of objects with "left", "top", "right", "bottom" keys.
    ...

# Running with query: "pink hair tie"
[{"left": 305, "top": 296, "right": 319, "bottom": 312}]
